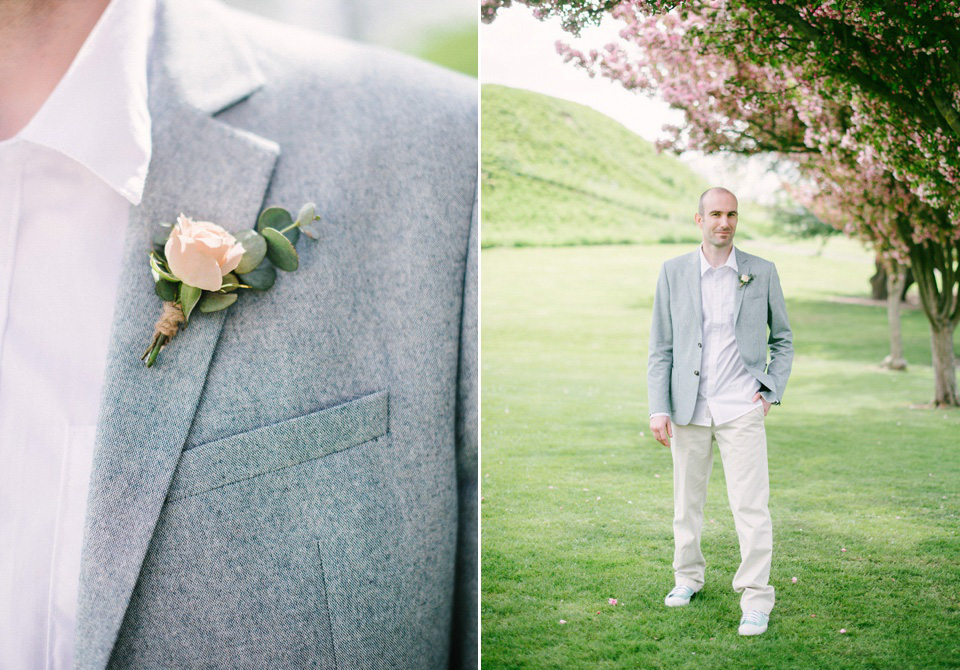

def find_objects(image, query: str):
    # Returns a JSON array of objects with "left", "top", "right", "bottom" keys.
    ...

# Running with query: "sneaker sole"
[{"left": 738, "top": 624, "right": 768, "bottom": 636}]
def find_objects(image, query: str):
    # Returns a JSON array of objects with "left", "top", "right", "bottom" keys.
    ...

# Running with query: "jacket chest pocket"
[{"left": 167, "top": 390, "right": 389, "bottom": 503}]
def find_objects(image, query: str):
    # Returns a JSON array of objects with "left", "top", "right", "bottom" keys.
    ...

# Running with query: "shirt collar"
[
  {"left": 699, "top": 245, "right": 739, "bottom": 276},
  {"left": 14, "top": 0, "right": 157, "bottom": 205}
]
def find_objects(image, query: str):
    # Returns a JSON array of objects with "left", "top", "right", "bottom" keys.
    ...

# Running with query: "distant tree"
[{"left": 772, "top": 203, "right": 837, "bottom": 246}]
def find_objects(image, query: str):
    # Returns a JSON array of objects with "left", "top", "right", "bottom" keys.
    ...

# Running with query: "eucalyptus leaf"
[
  {"left": 234, "top": 229, "right": 267, "bottom": 274},
  {"left": 154, "top": 278, "right": 178, "bottom": 301},
  {"left": 237, "top": 258, "right": 277, "bottom": 290},
  {"left": 179, "top": 283, "right": 202, "bottom": 323},
  {"left": 257, "top": 206, "right": 299, "bottom": 245},
  {"left": 296, "top": 202, "right": 316, "bottom": 226},
  {"left": 198, "top": 291, "right": 238, "bottom": 313},
  {"left": 220, "top": 272, "right": 240, "bottom": 292},
  {"left": 263, "top": 227, "right": 299, "bottom": 271}
]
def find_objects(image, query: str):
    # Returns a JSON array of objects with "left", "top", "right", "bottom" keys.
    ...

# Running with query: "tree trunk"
[
  {"left": 899, "top": 224, "right": 960, "bottom": 407},
  {"left": 870, "top": 256, "right": 887, "bottom": 300},
  {"left": 882, "top": 266, "right": 908, "bottom": 370},
  {"left": 930, "top": 323, "right": 959, "bottom": 406}
]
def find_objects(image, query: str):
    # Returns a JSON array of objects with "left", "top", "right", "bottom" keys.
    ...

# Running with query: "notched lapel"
[
  {"left": 687, "top": 250, "right": 703, "bottom": 325},
  {"left": 74, "top": 71, "right": 280, "bottom": 670},
  {"left": 734, "top": 248, "right": 750, "bottom": 322}
]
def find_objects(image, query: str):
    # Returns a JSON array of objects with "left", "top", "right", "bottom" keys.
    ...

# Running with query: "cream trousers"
[{"left": 671, "top": 406, "right": 774, "bottom": 614}]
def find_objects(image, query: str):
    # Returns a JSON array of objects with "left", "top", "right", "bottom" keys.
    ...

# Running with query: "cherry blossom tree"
[{"left": 484, "top": 0, "right": 960, "bottom": 405}]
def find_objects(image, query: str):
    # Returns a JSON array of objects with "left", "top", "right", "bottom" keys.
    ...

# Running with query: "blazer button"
[{"left": 694, "top": 370, "right": 699, "bottom": 376}]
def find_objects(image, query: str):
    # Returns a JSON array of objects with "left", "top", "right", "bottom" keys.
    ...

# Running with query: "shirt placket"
[
  {"left": 0, "top": 144, "right": 26, "bottom": 388},
  {"left": 707, "top": 269, "right": 721, "bottom": 399}
]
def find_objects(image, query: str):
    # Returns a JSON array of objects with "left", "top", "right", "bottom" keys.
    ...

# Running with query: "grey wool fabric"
[
  {"left": 72, "top": 0, "right": 477, "bottom": 668},
  {"left": 647, "top": 248, "right": 793, "bottom": 425}
]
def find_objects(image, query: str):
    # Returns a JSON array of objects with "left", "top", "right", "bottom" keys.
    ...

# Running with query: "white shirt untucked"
[
  {"left": 687, "top": 246, "right": 762, "bottom": 427},
  {"left": 0, "top": 0, "right": 155, "bottom": 668}
]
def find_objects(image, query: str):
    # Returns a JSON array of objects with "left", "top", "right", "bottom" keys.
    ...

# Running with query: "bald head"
[{"left": 698, "top": 187, "right": 737, "bottom": 216}]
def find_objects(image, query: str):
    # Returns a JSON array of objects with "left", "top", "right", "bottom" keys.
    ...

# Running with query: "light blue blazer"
[
  {"left": 73, "top": 0, "right": 477, "bottom": 668},
  {"left": 647, "top": 247, "right": 793, "bottom": 426}
]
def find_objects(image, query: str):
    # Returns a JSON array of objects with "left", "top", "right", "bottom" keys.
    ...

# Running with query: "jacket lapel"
[
  {"left": 734, "top": 248, "right": 749, "bottom": 322},
  {"left": 74, "top": 1, "right": 279, "bottom": 668},
  {"left": 688, "top": 249, "right": 703, "bottom": 325}
]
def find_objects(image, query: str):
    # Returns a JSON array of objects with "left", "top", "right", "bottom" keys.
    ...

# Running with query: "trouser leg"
[
  {"left": 714, "top": 407, "right": 775, "bottom": 614},
  {"left": 670, "top": 421, "right": 714, "bottom": 590}
]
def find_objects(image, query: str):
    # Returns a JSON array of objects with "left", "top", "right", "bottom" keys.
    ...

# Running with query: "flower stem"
[{"left": 142, "top": 334, "right": 168, "bottom": 367}]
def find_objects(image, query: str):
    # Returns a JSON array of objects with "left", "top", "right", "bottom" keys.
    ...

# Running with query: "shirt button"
[
  {"left": 698, "top": 343, "right": 702, "bottom": 348},
  {"left": 694, "top": 370, "right": 699, "bottom": 376}
]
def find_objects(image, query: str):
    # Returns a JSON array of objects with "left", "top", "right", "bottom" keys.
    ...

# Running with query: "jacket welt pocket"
[{"left": 166, "top": 390, "right": 389, "bottom": 502}]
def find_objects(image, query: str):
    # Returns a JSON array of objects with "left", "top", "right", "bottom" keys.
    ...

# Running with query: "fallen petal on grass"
[
  {"left": 840, "top": 629, "right": 847, "bottom": 634},
  {"left": 559, "top": 620, "right": 567, "bottom": 625},
  {"left": 791, "top": 577, "right": 798, "bottom": 583},
  {"left": 609, "top": 598, "right": 618, "bottom": 605}
]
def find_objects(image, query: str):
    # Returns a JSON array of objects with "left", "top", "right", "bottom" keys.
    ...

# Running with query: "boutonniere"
[
  {"left": 738, "top": 273, "right": 755, "bottom": 288},
  {"left": 142, "top": 202, "right": 320, "bottom": 367}
]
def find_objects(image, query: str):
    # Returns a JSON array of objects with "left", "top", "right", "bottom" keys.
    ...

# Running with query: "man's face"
[{"left": 696, "top": 190, "right": 738, "bottom": 249}]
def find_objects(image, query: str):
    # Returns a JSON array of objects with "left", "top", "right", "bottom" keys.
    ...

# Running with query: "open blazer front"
[
  {"left": 647, "top": 247, "right": 793, "bottom": 426},
  {"left": 72, "top": 0, "right": 478, "bottom": 668}
]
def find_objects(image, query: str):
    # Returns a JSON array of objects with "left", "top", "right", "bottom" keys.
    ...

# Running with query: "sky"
[{"left": 480, "top": 8, "right": 783, "bottom": 204}]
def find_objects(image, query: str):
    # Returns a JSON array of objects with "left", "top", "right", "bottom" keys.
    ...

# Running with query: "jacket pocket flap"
[{"left": 167, "top": 390, "right": 389, "bottom": 502}]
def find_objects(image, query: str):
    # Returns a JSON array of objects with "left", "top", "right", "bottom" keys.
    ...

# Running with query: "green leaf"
[
  {"left": 154, "top": 278, "right": 178, "bottom": 301},
  {"left": 150, "top": 253, "right": 179, "bottom": 282},
  {"left": 220, "top": 272, "right": 240, "bottom": 292},
  {"left": 179, "top": 283, "right": 202, "bottom": 323},
  {"left": 263, "top": 226, "right": 299, "bottom": 271},
  {"left": 257, "top": 206, "right": 299, "bottom": 245},
  {"left": 296, "top": 202, "right": 316, "bottom": 226},
  {"left": 237, "top": 258, "right": 277, "bottom": 290},
  {"left": 198, "top": 291, "right": 238, "bottom": 313},
  {"left": 234, "top": 230, "right": 267, "bottom": 274}
]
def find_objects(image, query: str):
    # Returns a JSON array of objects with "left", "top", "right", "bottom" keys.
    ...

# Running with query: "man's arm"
[
  {"left": 764, "top": 264, "right": 793, "bottom": 403},
  {"left": 648, "top": 265, "right": 673, "bottom": 445},
  {"left": 451, "top": 193, "right": 477, "bottom": 670}
]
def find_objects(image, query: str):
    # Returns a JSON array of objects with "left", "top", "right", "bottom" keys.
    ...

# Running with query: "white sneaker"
[
  {"left": 664, "top": 585, "right": 696, "bottom": 607},
  {"left": 738, "top": 610, "right": 770, "bottom": 636}
]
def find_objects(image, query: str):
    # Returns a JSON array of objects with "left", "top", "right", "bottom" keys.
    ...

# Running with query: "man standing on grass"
[{"left": 646, "top": 187, "right": 793, "bottom": 636}]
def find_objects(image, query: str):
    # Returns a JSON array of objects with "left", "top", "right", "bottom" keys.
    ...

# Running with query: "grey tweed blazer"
[
  {"left": 73, "top": 1, "right": 477, "bottom": 668},
  {"left": 647, "top": 247, "right": 793, "bottom": 426}
]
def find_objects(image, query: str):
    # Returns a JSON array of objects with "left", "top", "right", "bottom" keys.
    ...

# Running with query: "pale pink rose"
[{"left": 165, "top": 214, "right": 246, "bottom": 291}]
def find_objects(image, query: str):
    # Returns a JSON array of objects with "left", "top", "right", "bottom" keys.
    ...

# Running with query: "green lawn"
[
  {"left": 480, "top": 239, "right": 960, "bottom": 669},
  {"left": 413, "top": 22, "right": 478, "bottom": 77}
]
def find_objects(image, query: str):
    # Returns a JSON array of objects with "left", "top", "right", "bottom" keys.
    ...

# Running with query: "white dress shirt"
[
  {"left": 650, "top": 245, "right": 763, "bottom": 427},
  {"left": 0, "top": 1, "right": 155, "bottom": 668},
  {"left": 688, "top": 246, "right": 762, "bottom": 426}
]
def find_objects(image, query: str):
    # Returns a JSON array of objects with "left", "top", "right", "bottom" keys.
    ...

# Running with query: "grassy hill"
[{"left": 482, "top": 84, "right": 730, "bottom": 248}]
